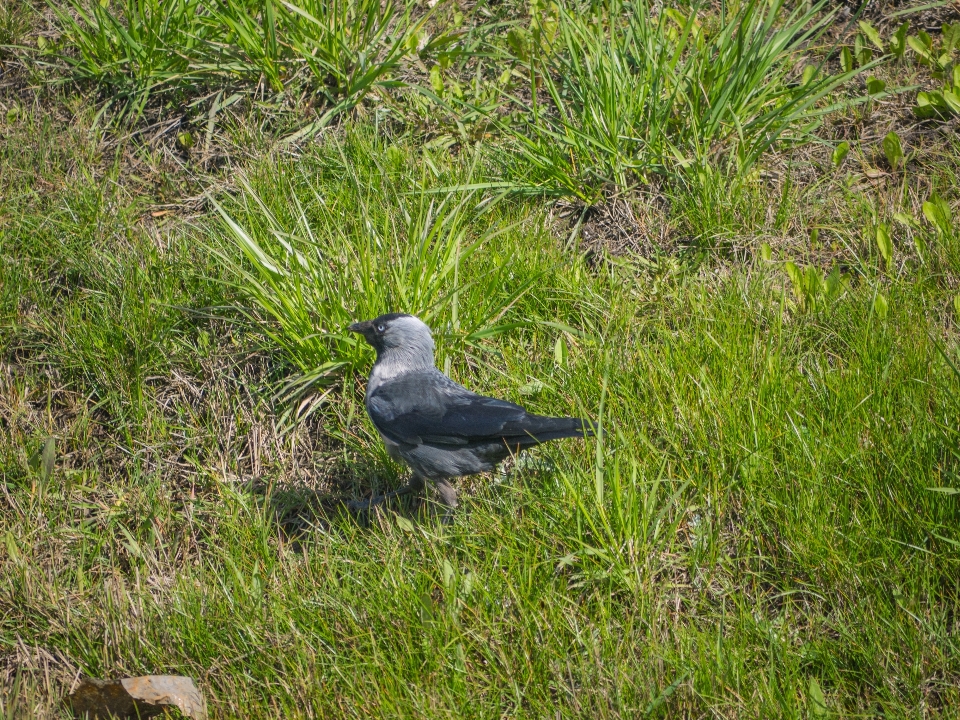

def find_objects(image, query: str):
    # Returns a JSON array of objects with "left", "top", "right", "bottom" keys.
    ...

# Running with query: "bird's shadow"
[
  {"left": 257, "top": 451, "right": 555, "bottom": 542},
  {"left": 255, "top": 456, "right": 429, "bottom": 539}
]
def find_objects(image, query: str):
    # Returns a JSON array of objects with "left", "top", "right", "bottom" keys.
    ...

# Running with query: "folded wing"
[{"left": 367, "top": 370, "right": 587, "bottom": 448}]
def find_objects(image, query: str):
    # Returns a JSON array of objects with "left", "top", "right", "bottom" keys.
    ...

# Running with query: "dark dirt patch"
[{"left": 552, "top": 186, "right": 674, "bottom": 258}]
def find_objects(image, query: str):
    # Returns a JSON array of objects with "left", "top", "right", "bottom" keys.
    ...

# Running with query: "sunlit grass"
[
  {"left": 2, "top": 2, "right": 960, "bottom": 718},
  {"left": 487, "top": 0, "right": 867, "bottom": 201},
  {"left": 45, "top": 0, "right": 430, "bottom": 125}
]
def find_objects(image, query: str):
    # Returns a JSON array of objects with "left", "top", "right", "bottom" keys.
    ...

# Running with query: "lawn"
[{"left": 1, "top": 0, "right": 959, "bottom": 717}]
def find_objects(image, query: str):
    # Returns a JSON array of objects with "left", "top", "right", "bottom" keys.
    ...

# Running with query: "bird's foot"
[{"left": 424, "top": 479, "right": 458, "bottom": 525}]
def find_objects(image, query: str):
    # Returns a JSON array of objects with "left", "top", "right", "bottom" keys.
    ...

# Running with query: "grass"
[
  {"left": 2, "top": 1, "right": 960, "bottom": 718},
  {"left": 212, "top": 134, "right": 553, "bottom": 421},
  {"left": 0, "top": 2, "right": 33, "bottom": 58},
  {"left": 470, "top": 0, "right": 870, "bottom": 202},
  {"left": 44, "top": 0, "right": 436, "bottom": 128}
]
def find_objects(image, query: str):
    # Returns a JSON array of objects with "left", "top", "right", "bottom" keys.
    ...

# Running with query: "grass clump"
[
  {"left": 213, "top": 131, "right": 551, "bottom": 418},
  {"left": 0, "top": 2, "right": 34, "bottom": 56},
  {"left": 46, "top": 0, "right": 432, "bottom": 125},
  {"left": 489, "top": 0, "right": 865, "bottom": 201}
]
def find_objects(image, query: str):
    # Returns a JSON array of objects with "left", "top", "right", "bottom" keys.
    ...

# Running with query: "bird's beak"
[{"left": 348, "top": 320, "right": 372, "bottom": 335}]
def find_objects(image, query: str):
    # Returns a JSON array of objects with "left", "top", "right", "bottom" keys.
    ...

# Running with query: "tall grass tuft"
[
  {"left": 47, "top": 0, "right": 424, "bottom": 124},
  {"left": 213, "top": 134, "right": 540, "bottom": 421},
  {"left": 492, "top": 0, "right": 864, "bottom": 202},
  {"left": 280, "top": 0, "right": 409, "bottom": 110},
  {"left": 49, "top": 0, "right": 209, "bottom": 115},
  {"left": 0, "top": 1, "right": 34, "bottom": 55}
]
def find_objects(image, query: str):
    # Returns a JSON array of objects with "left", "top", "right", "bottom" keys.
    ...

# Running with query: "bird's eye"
[{"left": 376, "top": 324, "right": 385, "bottom": 332}]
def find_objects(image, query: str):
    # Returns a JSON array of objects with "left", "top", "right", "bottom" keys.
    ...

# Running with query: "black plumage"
[{"left": 368, "top": 370, "right": 585, "bottom": 448}]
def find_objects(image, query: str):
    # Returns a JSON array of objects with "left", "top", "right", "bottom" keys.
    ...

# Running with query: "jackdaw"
[{"left": 348, "top": 313, "right": 590, "bottom": 516}]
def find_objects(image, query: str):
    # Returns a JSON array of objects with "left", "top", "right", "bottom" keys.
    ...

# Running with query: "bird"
[{"left": 347, "top": 313, "right": 590, "bottom": 518}]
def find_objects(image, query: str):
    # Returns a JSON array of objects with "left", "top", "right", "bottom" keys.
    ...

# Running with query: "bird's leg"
[
  {"left": 430, "top": 479, "right": 459, "bottom": 523},
  {"left": 348, "top": 474, "right": 425, "bottom": 512}
]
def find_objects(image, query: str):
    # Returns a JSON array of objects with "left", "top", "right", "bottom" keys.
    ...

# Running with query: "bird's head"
[{"left": 348, "top": 313, "right": 435, "bottom": 365}]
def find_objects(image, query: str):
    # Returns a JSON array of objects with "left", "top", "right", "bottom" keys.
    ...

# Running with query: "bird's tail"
[{"left": 510, "top": 415, "right": 595, "bottom": 445}]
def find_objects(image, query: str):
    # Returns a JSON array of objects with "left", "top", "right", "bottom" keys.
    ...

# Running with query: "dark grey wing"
[{"left": 367, "top": 369, "right": 585, "bottom": 447}]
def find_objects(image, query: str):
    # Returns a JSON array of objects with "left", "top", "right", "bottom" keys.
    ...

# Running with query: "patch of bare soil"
[
  {"left": 860, "top": 0, "right": 960, "bottom": 31},
  {"left": 551, "top": 184, "right": 674, "bottom": 259}
]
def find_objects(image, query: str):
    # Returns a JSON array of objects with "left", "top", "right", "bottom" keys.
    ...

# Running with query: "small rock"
[{"left": 67, "top": 675, "right": 207, "bottom": 719}]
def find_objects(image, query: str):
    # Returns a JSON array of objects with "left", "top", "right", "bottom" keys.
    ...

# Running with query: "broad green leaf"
[
  {"left": 943, "top": 90, "right": 960, "bottom": 114},
  {"left": 876, "top": 224, "right": 893, "bottom": 267},
  {"left": 418, "top": 592, "right": 435, "bottom": 621},
  {"left": 802, "top": 65, "right": 817, "bottom": 86},
  {"left": 907, "top": 34, "right": 932, "bottom": 63},
  {"left": 429, "top": 64, "right": 444, "bottom": 95},
  {"left": 858, "top": 21, "right": 884, "bottom": 50},
  {"left": 882, "top": 132, "right": 903, "bottom": 169},
  {"left": 4, "top": 531, "right": 20, "bottom": 562},
  {"left": 840, "top": 47, "right": 854, "bottom": 73},
  {"left": 760, "top": 243, "right": 772, "bottom": 262},
  {"left": 519, "top": 379, "right": 544, "bottom": 396},
  {"left": 664, "top": 8, "right": 683, "bottom": 26},
  {"left": 823, "top": 266, "right": 842, "bottom": 298},
  {"left": 954, "top": 295, "right": 960, "bottom": 315},
  {"left": 943, "top": 22, "right": 960, "bottom": 53},
  {"left": 913, "top": 232, "right": 927, "bottom": 258},
  {"left": 41, "top": 437, "right": 55, "bottom": 484},
  {"left": 28, "top": 444, "right": 41, "bottom": 472},
  {"left": 554, "top": 335, "right": 568, "bottom": 367},
  {"left": 832, "top": 141, "right": 850, "bottom": 167},
  {"left": 784, "top": 261, "right": 808, "bottom": 308},
  {"left": 406, "top": 31, "right": 424, "bottom": 54},
  {"left": 915, "top": 91, "right": 946, "bottom": 118},
  {"left": 922, "top": 193, "right": 952, "bottom": 235},
  {"left": 784, "top": 261, "right": 801, "bottom": 290},
  {"left": 507, "top": 27, "right": 529, "bottom": 61},
  {"left": 809, "top": 677, "right": 828, "bottom": 718},
  {"left": 867, "top": 76, "right": 886, "bottom": 94},
  {"left": 890, "top": 22, "right": 909, "bottom": 57},
  {"left": 804, "top": 266, "right": 820, "bottom": 297},
  {"left": 873, "top": 293, "right": 889, "bottom": 319}
]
